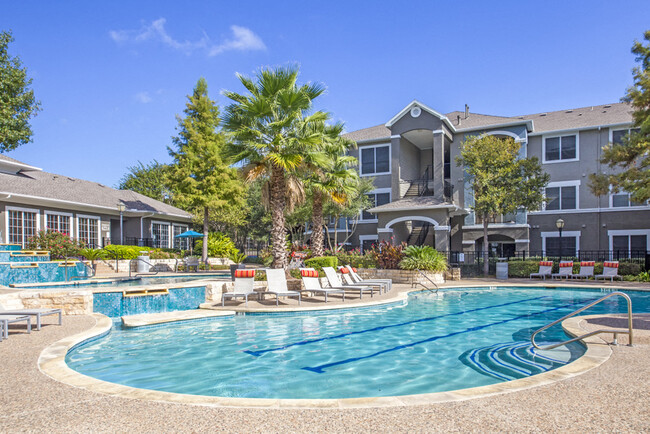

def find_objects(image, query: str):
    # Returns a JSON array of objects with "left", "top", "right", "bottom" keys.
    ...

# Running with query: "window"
[
  {"left": 78, "top": 216, "right": 99, "bottom": 247},
  {"left": 361, "top": 190, "right": 390, "bottom": 221},
  {"left": 611, "top": 191, "right": 644, "bottom": 208},
  {"left": 544, "top": 135, "right": 577, "bottom": 162},
  {"left": 545, "top": 184, "right": 578, "bottom": 210},
  {"left": 611, "top": 128, "right": 640, "bottom": 145},
  {"left": 545, "top": 236, "right": 577, "bottom": 257},
  {"left": 46, "top": 213, "right": 71, "bottom": 236},
  {"left": 360, "top": 144, "right": 390, "bottom": 175},
  {"left": 609, "top": 230, "right": 649, "bottom": 257},
  {"left": 173, "top": 224, "right": 189, "bottom": 250},
  {"left": 359, "top": 235, "right": 378, "bottom": 253},
  {"left": 7, "top": 208, "right": 38, "bottom": 247},
  {"left": 152, "top": 222, "right": 170, "bottom": 248}
]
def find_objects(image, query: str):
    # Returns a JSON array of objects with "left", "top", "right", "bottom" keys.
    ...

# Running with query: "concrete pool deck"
[{"left": 1, "top": 280, "right": 650, "bottom": 432}]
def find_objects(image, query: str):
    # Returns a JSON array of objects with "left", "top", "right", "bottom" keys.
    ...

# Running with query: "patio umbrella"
[{"left": 174, "top": 230, "right": 203, "bottom": 255}]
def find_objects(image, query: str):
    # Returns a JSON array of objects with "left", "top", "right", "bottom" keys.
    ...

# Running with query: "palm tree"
[
  {"left": 223, "top": 65, "right": 327, "bottom": 268},
  {"left": 304, "top": 122, "right": 360, "bottom": 257}
]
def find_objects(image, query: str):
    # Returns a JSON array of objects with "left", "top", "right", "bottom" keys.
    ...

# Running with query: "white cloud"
[
  {"left": 134, "top": 92, "right": 152, "bottom": 104},
  {"left": 109, "top": 19, "right": 265, "bottom": 56}
]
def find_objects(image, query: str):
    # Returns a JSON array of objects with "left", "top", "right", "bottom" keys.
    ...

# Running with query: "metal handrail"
[
  {"left": 531, "top": 291, "right": 633, "bottom": 350},
  {"left": 412, "top": 269, "right": 440, "bottom": 294},
  {"left": 129, "top": 257, "right": 161, "bottom": 278}
]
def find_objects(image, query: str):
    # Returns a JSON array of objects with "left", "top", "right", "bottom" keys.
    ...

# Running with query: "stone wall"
[
  {"left": 356, "top": 268, "right": 446, "bottom": 285},
  {"left": 0, "top": 290, "right": 93, "bottom": 315}
]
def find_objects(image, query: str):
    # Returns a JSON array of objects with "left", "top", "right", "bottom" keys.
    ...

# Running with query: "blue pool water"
[
  {"left": 93, "top": 286, "right": 207, "bottom": 317},
  {"left": 66, "top": 287, "right": 650, "bottom": 399},
  {"left": 23, "top": 273, "right": 228, "bottom": 289}
]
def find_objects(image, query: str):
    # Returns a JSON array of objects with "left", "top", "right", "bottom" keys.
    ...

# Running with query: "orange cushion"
[
  {"left": 559, "top": 262, "right": 573, "bottom": 267},
  {"left": 301, "top": 269, "right": 318, "bottom": 278},
  {"left": 603, "top": 261, "right": 619, "bottom": 268},
  {"left": 352, "top": 267, "right": 358, "bottom": 272},
  {"left": 340, "top": 268, "right": 350, "bottom": 274},
  {"left": 581, "top": 261, "right": 595, "bottom": 266},
  {"left": 539, "top": 261, "right": 553, "bottom": 266},
  {"left": 234, "top": 269, "right": 255, "bottom": 278}
]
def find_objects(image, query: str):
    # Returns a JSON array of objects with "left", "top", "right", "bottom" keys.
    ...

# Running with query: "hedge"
[
  {"left": 304, "top": 256, "right": 338, "bottom": 271},
  {"left": 507, "top": 260, "right": 643, "bottom": 278}
]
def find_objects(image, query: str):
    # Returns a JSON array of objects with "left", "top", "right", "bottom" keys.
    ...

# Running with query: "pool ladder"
[
  {"left": 531, "top": 291, "right": 634, "bottom": 350},
  {"left": 412, "top": 269, "right": 439, "bottom": 294}
]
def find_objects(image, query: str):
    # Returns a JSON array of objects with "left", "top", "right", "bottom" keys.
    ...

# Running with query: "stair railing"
[{"left": 531, "top": 291, "right": 633, "bottom": 350}]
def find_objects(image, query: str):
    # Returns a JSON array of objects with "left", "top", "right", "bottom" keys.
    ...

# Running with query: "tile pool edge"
[{"left": 39, "top": 305, "right": 616, "bottom": 409}]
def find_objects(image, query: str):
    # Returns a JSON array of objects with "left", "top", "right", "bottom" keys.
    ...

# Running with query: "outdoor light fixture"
[
  {"left": 556, "top": 218, "right": 565, "bottom": 260},
  {"left": 117, "top": 203, "right": 127, "bottom": 245}
]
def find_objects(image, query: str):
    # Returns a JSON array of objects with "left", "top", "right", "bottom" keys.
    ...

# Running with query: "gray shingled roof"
[
  {"left": 0, "top": 168, "right": 191, "bottom": 219},
  {"left": 0, "top": 154, "right": 28, "bottom": 164},
  {"left": 344, "top": 102, "right": 633, "bottom": 141},
  {"left": 368, "top": 196, "right": 454, "bottom": 213}
]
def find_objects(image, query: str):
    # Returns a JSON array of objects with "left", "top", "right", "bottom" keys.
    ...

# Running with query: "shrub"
[
  {"left": 26, "top": 230, "right": 84, "bottom": 259},
  {"left": 399, "top": 246, "right": 448, "bottom": 272},
  {"left": 78, "top": 248, "right": 105, "bottom": 264},
  {"left": 103, "top": 244, "right": 147, "bottom": 260},
  {"left": 507, "top": 260, "right": 541, "bottom": 278},
  {"left": 368, "top": 240, "right": 405, "bottom": 269},
  {"left": 304, "top": 256, "right": 338, "bottom": 271},
  {"left": 334, "top": 249, "right": 377, "bottom": 269},
  {"left": 194, "top": 232, "right": 238, "bottom": 258},
  {"left": 228, "top": 251, "right": 247, "bottom": 264}
]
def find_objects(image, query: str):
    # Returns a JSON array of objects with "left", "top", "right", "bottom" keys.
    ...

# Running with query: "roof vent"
[
  {"left": 518, "top": 116, "right": 524, "bottom": 119},
  {"left": 566, "top": 110, "right": 573, "bottom": 113},
  {"left": 540, "top": 113, "right": 547, "bottom": 117},
  {"left": 604, "top": 105, "right": 611, "bottom": 108},
  {"left": 457, "top": 115, "right": 461, "bottom": 126},
  {"left": 464, "top": 104, "right": 469, "bottom": 119},
  {"left": 578, "top": 113, "right": 583, "bottom": 116}
]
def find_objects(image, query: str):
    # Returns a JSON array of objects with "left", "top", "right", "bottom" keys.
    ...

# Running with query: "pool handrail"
[
  {"left": 530, "top": 291, "right": 633, "bottom": 350},
  {"left": 129, "top": 257, "right": 162, "bottom": 278},
  {"left": 412, "top": 269, "right": 439, "bottom": 294}
]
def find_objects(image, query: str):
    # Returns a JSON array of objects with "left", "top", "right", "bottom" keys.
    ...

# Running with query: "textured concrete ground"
[{"left": 1, "top": 283, "right": 650, "bottom": 433}]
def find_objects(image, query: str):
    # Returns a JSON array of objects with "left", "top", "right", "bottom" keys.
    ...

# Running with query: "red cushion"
[
  {"left": 301, "top": 269, "right": 319, "bottom": 278},
  {"left": 539, "top": 261, "right": 553, "bottom": 267},
  {"left": 559, "top": 262, "right": 573, "bottom": 267},
  {"left": 603, "top": 261, "right": 619, "bottom": 268},
  {"left": 234, "top": 269, "right": 255, "bottom": 278},
  {"left": 352, "top": 267, "right": 358, "bottom": 272},
  {"left": 581, "top": 261, "right": 595, "bottom": 266},
  {"left": 340, "top": 267, "right": 350, "bottom": 274}
]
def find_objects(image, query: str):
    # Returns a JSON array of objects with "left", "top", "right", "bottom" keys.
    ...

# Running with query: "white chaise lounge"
[
  {"left": 571, "top": 261, "right": 595, "bottom": 279},
  {"left": 552, "top": 262, "right": 574, "bottom": 279},
  {"left": 595, "top": 261, "right": 623, "bottom": 281},
  {"left": 300, "top": 269, "right": 345, "bottom": 302},
  {"left": 265, "top": 269, "right": 301, "bottom": 306},
  {"left": 530, "top": 261, "right": 553, "bottom": 280},
  {"left": 345, "top": 265, "right": 391, "bottom": 293},
  {"left": 0, "top": 304, "right": 61, "bottom": 331},
  {"left": 0, "top": 314, "right": 32, "bottom": 339},
  {"left": 222, "top": 269, "right": 257, "bottom": 307}
]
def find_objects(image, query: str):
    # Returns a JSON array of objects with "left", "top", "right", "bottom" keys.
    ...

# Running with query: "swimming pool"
[
  {"left": 65, "top": 286, "right": 649, "bottom": 400},
  {"left": 22, "top": 273, "right": 229, "bottom": 289}
]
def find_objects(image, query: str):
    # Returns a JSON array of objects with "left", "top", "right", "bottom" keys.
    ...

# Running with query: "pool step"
[{"left": 459, "top": 341, "right": 572, "bottom": 381}]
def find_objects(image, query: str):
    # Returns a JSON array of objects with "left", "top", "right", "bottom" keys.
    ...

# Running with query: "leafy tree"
[
  {"left": 589, "top": 30, "right": 650, "bottom": 202},
  {"left": 324, "top": 177, "right": 374, "bottom": 252},
  {"left": 117, "top": 160, "right": 175, "bottom": 204},
  {"left": 457, "top": 135, "right": 549, "bottom": 276},
  {"left": 0, "top": 30, "right": 41, "bottom": 152},
  {"left": 304, "top": 122, "right": 361, "bottom": 257},
  {"left": 167, "top": 78, "right": 245, "bottom": 263},
  {"left": 223, "top": 65, "right": 327, "bottom": 268}
]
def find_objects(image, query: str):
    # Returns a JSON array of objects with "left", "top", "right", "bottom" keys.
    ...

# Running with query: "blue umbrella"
[{"left": 174, "top": 230, "right": 204, "bottom": 255}]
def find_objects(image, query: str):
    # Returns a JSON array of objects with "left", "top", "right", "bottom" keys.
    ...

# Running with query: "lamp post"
[
  {"left": 117, "top": 203, "right": 127, "bottom": 245},
  {"left": 555, "top": 218, "right": 565, "bottom": 262}
]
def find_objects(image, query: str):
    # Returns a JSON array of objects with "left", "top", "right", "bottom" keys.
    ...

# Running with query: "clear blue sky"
[{"left": 2, "top": 1, "right": 649, "bottom": 187}]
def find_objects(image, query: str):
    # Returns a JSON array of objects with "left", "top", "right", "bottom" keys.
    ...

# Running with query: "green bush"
[
  {"left": 507, "top": 260, "right": 542, "bottom": 278},
  {"left": 304, "top": 256, "right": 338, "bottom": 271},
  {"left": 615, "top": 262, "right": 643, "bottom": 276},
  {"left": 103, "top": 244, "right": 147, "bottom": 260},
  {"left": 194, "top": 232, "right": 238, "bottom": 258},
  {"left": 78, "top": 248, "right": 105, "bottom": 264},
  {"left": 334, "top": 249, "right": 377, "bottom": 269},
  {"left": 26, "top": 230, "right": 84, "bottom": 259},
  {"left": 399, "top": 246, "right": 448, "bottom": 272}
]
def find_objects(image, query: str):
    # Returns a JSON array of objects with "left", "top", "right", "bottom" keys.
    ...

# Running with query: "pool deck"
[{"left": 1, "top": 279, "right": 650, "bottom": 432}]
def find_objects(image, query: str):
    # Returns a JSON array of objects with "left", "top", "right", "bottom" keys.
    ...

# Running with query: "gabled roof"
[
  {"left": 384, "top": 100, "right": 456, "bottom": 131},
  {"left": 0, "top": 154, "right": 42, "bottom": 173}
]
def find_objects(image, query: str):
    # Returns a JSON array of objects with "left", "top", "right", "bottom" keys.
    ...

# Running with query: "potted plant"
[
  {"left": 79, "top": 248, "right": 106, "bottom": 273},
  {"left": 228, "top": 251, "right": 248, "bottom": 281}
]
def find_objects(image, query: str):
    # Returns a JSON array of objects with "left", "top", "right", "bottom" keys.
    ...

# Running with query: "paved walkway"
[{"left": 1, "top": 281, "right": 649, "bottom": 432}]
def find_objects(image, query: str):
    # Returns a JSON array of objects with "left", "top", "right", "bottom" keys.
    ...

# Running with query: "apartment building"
[{"left": 338, "top": 100, "right": 649, "bottom": 257}]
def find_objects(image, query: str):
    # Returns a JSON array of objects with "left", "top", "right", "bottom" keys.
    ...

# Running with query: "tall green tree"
[
  {"left": 457, "top": 135, "right": 549, "bottom": 276},
  {"left": 304, "top": 122, "right": 360, "bottom": 256},
  {"left": 118, "top": 160, "right": 175, "bottom": 204},
  {"left": 589, "top": 30, "right": 650, "bottom": 202},
  {"left": 223, "top": 65, "right": 327, "bottom": 268},
  {"left": 0, "top": 30, "right": 41, "bottom": 152},
  {"left": 168, "top": 78, "right": 245, "bottom": 262}
]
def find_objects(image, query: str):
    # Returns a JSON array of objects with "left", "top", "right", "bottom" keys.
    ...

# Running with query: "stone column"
[{"left": 432, "top": 131, "right": 445, "bottom": 201}]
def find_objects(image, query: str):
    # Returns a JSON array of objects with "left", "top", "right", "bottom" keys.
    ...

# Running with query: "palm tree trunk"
[
  {"left": 270, "top": 165, "right": 288, "bottom": 269},
  {"left": 482, "top": 214, "right": 489, "bottom": 276},
  {"left": 311, "top": 190, "right": 324, "bottom": 257},
  {"left": 202, "top": 206, "right": 209, "bottom": 265}
]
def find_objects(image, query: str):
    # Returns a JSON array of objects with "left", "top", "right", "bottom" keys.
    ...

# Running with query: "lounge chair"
[
  {"left": 552, "top": 261, "right": 574, "bottom": 279},
  {"left": 0, "top": 304, "right": 61, "bottom": 331},
  {"left": 595, "top": 261, "right": 623, "bottom": 281},
  {"left": 264, "top": 269, "right": 301, "bottom": 306},
  {"left": 571, "top": 261, "right": 595, "bottom": 279},
  {"left": 300, "top": 269, "right": 345, "bottom": 302},
  {"left": 185, "top": 257, "right": 200, "bottom": 272},
  {"left": 344, "top": 265, "right": 391, "bottom": 293},
  {"left": 0, "top": 314, "right": 32, "bottom": 339},
  {"left": 530, "top": 261, "right": 553, "bottom": 280},
  {"left": 322, "top": 267, "right": 378, "bottom": 299},
  {"left": 222, "top": 269, "right": 257, "bottom": 306},
  {"left": 339, "top": 267, "right": 386, "bottom": 294}
]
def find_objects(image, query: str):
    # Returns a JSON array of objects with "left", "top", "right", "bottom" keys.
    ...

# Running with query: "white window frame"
[
  {"left": 543, "top": 180, "right": 580, "bottom": 211},
  {"left": 608, "top": 229, "right": 650, "bottom": 254},
  {"left": 542, "top": 134, "right": 579, "bottom": 164},
  {"left": 44, "top": 210, "right": 73, "bottom": 238},
  {"left": 5, "top": 206, "right": 40, "bottom": 247},
  {"left": 76, "top": 214, "right": 102, "bottom": 247},
  {"left": 172, "top": 224, "right": 189, "bottom": 250},
  {"left": 359, "top": 235, "right": 378, "bottom": 253},
  {"left": 541, "top": 230, "right": 581, "bottom": 256},
  {"left": 359, "top": 143, "right": 391, "bottom": 176},
  {"left": 151, "top": 220, "right": 171, "bottom": 249},
  {"left": 609, "top": 126, "right": 640, "bottom": 145},
  {"left": 608, "top": 186, "right": 647, "bottom": 208},
  {"left": 359, "top": 188, "right": 391, "bottom": 223}
]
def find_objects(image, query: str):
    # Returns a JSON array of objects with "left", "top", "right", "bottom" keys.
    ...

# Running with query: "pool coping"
[{"left": 39, "top": 286, "right": 629, "bottom": 409}]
